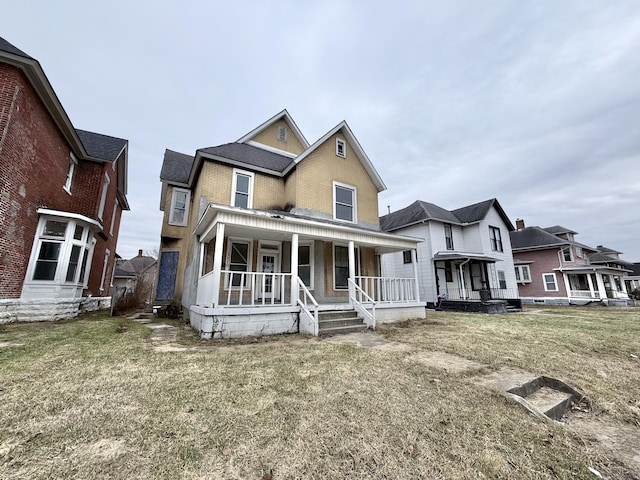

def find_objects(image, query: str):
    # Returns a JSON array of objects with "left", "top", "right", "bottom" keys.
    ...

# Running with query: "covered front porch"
[
  {"left": 559, "top": 266, "right": 632, "bottom": 305},
  {"left": 433, "top": 252, "right": 521, "bottom": 312},
  {"left": 191, "top": 204, "right": 426, "bottom": 338}
]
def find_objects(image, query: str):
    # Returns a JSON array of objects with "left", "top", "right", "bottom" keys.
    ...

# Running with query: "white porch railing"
[
  {"left": 445, "top": 288, "right": 519, "bottom": 301},
  {"left": 349, "top": 278, "right": 376, "bottom": 329},
  {"left": 297, "top": 277, "right": 318, "bottom": 335},
  {"left": 221, "top": 271, "right": 291, "bottom": 306},
  {"left": 355, "top": 276, "right": 418, "bottom": 303},
  {"left": 569, "top": 290, "right": 601, "bottom": 299},
  {"left": 196, "top": 270, "right": 216, "bottom": 307}
]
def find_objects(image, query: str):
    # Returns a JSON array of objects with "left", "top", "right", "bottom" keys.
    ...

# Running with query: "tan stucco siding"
[
  {"left": 293, "top": 133, "right": 379, "bottom": 226},
  {"left": 250, "top": 120, "right": 305, "bottom": 155}
]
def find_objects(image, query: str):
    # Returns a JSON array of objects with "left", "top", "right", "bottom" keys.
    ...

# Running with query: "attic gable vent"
[
  {"left": 277, "top": 126, "right": 287, "bottom": 142},
  {"left": 336, "top": 138, "right": 346, "bottom": 158}
]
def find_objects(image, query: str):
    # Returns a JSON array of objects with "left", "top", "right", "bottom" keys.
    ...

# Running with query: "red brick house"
[{"left": 0, "top": 37, "right": 129, "bottom": 322}]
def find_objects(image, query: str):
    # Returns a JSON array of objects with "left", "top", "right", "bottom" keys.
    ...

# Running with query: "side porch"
[
  {"left": 559, "top": 266, "right": 632, "bottom": 306},
  {"left": 191, "top": 205, "right": 426, "bottom": 338}
]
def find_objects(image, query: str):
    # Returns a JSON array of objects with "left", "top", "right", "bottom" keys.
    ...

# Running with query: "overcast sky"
[{"left": 3, "top": 1, "right": 640, "bottom": 261}]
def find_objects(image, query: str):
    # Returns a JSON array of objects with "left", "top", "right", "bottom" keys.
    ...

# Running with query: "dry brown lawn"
[{"left": 0, "top": 306, "right": 638, "bottom": 479}]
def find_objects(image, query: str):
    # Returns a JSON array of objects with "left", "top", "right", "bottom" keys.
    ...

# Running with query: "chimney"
[
  {"left": 516, "top": 219, "right": 525, "bottom": 230},
  {"left": 138, "top": 249, "right": 143, "bottom": 257}
]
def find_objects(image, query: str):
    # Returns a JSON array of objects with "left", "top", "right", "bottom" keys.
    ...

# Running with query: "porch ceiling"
[
  {"left": 195, "top": 203, "right": 421, "bottom": 253},
  {"left": 556, "top": 266, "right": 632, "bottom": 275}
]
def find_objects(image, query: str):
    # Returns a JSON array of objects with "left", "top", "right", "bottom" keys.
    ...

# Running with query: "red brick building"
[{"left": 0, "top": 37, "right": 129, "bottom": 321}]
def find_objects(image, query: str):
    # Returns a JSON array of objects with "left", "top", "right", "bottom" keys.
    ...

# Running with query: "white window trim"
[
  {"left": 333, "top": 181, "right": 357, "bottom": 223},
  {"left": 333, "top": 243, "right": 359, "bottom": 291},
  {"left": 497, "top": 270, "right": 507, "bottom": 289},
  {"left": 231, "top": 168, "right": 254, "bottom": 209},
  {"left": 515, "top": 265, "right": 531, "bottom": 284},
  {"left": 224, "top": 237, "right": 253, "bottom": 290},
  {"left": 97, "top": 173, "right": 110, "bottom": 220},
  {"left": 63, "top": 152, "right": 78, "bottom": 195},
  {"left": 543, "top": 273, "right": 558, "bottom": 292},
  {"left": 489, "top": 225, "right": 503, "bottom": 252},
  {"left": 168, "top": 188, "right": 191, "bottom": 226},
  {"left": 562, "top": 247, "right": 573, "bottom": 262},
  {"left": 109, "top": 199, "right": 119, "bottom": 236},
  {"left": 298, "top": 241, "right": 314, "bottom": 290},
  {"left": 336, "top": 138, "right": 346, "bottom": 158},
  {"left": 100, "top": 249, "right": 111, "bottom": 293}
]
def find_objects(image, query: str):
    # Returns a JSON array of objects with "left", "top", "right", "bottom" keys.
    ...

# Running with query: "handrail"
[
  {"left": 348, "top": 278, "right": 376, "bottom": 329},
  {"left": 297, "top": 276, "right": 318, "bottom": 336}
]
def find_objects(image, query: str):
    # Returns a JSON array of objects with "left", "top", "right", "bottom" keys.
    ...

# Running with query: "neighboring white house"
[{"left": 380, "top": 198, "right": 520, "bottom": 311}]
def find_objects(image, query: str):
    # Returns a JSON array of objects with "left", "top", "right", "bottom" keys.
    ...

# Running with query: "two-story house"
[
  {"left": 0, "top": 37, "right": 129, "bottom": 323},
  {"left": 510, "top": 221, "right": 633, "bottom": 306},
  {"left": 380, "top": 198, "right": 520, "bottom": 312},
  {"left": 157, "top": 110, "right": 425, "bottom": 338}
]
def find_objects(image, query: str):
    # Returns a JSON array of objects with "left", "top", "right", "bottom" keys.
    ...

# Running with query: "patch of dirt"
[
  {"left": 323, "top": 331, "right": 411, "bottom": 351},
  {"left": 72, "top": 438, "right": 128, "bottom": 462},
  {"left": 407, "top": 351, "right": 486, "bottom": 373},
  {"left": 0, "top": 342, "right": 25, "bottom": 348},
  {"left": 564, "top": 414, "right": 640, "bottom": 478}
]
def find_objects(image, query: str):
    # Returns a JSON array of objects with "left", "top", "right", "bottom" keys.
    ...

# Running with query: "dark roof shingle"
[
  {"left": 380, "top": 200, "right": 460, "bottom": 231},
  {"left": 509, "top": 226, "right": 569, "bottom": 250},
  {"left": 76, "top": 129, "right": 127, "bottom": 162},
  {"left": 199, "top": 143, "right": 294, "bottom": 174},
  {"left": 0, "top": 36, "right": 32, "bottom": 59},
  {"left": 160, "top": 149, "right": 194, "bottom": 183}
]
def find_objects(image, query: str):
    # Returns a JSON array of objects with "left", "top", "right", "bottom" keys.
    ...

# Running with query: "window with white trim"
[
  {"left": 497, "top": 270, "right": 507, "bottom": 289},
  {"left": 489, "top": 226, "right": 503, "bottom": 252},
  {"left": 543, "top": 273, "right": 558, "bottom": 291},
  {"left": 336, "top": 138, "right": 346, "bottom": 158},
  {"left": 110, "top": 199, "right": 119, "bottom": 236},
  {"left": 333, "top": 182, "right": 356, "bottom": 223},
  {"left": 63, "top": 153, "right": 77, "bottom": 194},
  {"left": 277, "top": 125, "right": 287, "bottom": 142},
  {"left": 444, "top": 223, "right": 454, "bottom": 250},
  {"left": 225, "top": 239, "right": 253, "bottom": 288},
  {"left": 562, "top": 247, "right": 573, "bottom": 262},
  {"left": 514, "top": 265, "right": 531, "bottom": 283},
  {"left": 298, "top": 243, "right": 314, "bottom": 289},
  {"left": 97, "top": 173, "right": 110, "bottom": 220},
  {"left": 169, "top": 188, "right": 190, "bottom": 226},
  {"left": 100, "top": 249, "right": 110, "bottom": 292},
  {"left": 26, "top": 215, "right": 95, "bottom": 289},
  {"left": 232, "top": 169, "right": 254, "bottom": 209}
]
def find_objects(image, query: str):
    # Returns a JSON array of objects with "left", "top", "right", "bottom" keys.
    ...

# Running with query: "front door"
[{"left": 257, "top": 249, "right": 281, "bottom": 300}]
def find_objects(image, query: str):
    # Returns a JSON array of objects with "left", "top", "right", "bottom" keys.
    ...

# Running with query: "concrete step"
[
  {"left": 319, "top": 323, "right": 369, "bottom": 336},
  {"left": 318, "top": 310, "right": 357, "bottom": 320},
  {"left": 524, "top": 386, "right": 574, "bottom": 420},
  {"left": 318, "top": 317, "right": 364, "bottom": 330}
]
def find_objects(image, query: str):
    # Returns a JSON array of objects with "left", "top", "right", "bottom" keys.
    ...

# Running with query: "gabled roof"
[
  {"left": 76, "top": 129, "right": 127, "bottom": 162},
  {"left": 160, "top": 149, "right": 194, "bottom": 184},
  {"left": 509, "top": 226, "right": 569, "bottom": 250},
  {"left": 381, "top": 198, "right": 513, "bottom": 232},
  {"left": 0, "top": 37, "right": 32, "bottom": 59},
  {"left": 284, "top": 121, "right": 386, "bottom": 192},
  {"left": 595, "top": 245, "right": 622, "bottom": 255},
  {"left": 452, "top": 198, "right": 514, "bottom": 230},
  {"left": 117, "top": 254, "right": 157, "bottom": 274},
  {"left": 198, "top": 143, "right": 294, "bottom": 176},
  {"left": 543, "top": 225, "right": 577, "bottom": 236},
  {"left": 588, "top": 251, "right": 632, "bottom": 266},
  {"left": 380, "top": 200, "right": 460, "bottom": 231},
  {"left": 237, "top": 109, "right": 309, "bottom": 149}
]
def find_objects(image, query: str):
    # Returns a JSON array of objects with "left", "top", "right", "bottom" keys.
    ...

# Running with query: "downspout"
[{"left": 459, "top": 258, "right": 471, "bottom": 300}]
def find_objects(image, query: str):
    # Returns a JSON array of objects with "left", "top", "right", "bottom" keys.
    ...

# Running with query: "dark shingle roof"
[
  {"left": 0, "top": 36, "right": 32, "bottom": 59},
  {"left": 588, "top": 251, "right": 632, "bottom": 266},
  {"left": 199, "top": 143, "right": 294, "bottom": 174},
  {"left": 380, "top": 200, "right": 460, "bottom": 231},
  {"left": 510, "top": 226, "right": 569, "bottom": 250},
  {"left": 160, "top": 149, "right": 194, "bottom": 183},
  {"left": 76, "top": 129, "right": 127, "bottom": 162},
  {"left": 452, "top": 199, "right": 495, "bottom": 224},
  {"left": 630, "top": 263, "right": 640, "bottom": 276},
  {"left": 543, "top": 225, "right": 577, "bottom": 236},
  {"left": 117, "top": 255, "right": 157, "bottom": 274}
]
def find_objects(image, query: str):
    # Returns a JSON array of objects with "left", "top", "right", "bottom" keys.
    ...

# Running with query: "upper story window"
[
  {"left": 514, "top": 265, "right": 531, "bottom": 283},
  {"left": 97, "top": 173, "right": 110, "bottom": 220},
  {"left": 63, "top": 153, "right": 77, "bottom": 195},
  {"left": 444, "top": 223, "right": 454, "bottom": 250},
  {"left": 489, "top": 226, "right": 503, "bottom": 252},
  {"left": 277, "top": 125, "right": 287, "bottom": 142},
  {"left": 169, "top": 188, "right": 190, "bottom": 226},
  {"left": 110, "top": 199, "right": 119, "bottom": 235},
  {"left": 333, "top": 182, "right": 356, "bottom": 223},
  {"left": 336, "top": 138, "right": 346, "bottom": 158},
  {"left": 232, "top": 169, "right": 254, "bottom": 209},
  {"left": 576, "top": 247, "right": 583, "bottom": 258},
  {"left": 562, "top": 247, "right": 573, "bottom": 262}
]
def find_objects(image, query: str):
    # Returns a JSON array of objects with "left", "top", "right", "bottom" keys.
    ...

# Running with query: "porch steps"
[{"left": 318, "top": 310, "right": 368, "bottom": 336}]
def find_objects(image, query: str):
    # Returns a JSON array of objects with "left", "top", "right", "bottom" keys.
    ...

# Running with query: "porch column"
[
  {"left": 458, "top": 264, "right": 466, "bottom": 299},
  {"left": 290, "top": 233, "right": 299, "bottom": 306},
  {"left": 595, "top": 273, "right": 607, "bottom": 300},
  {"left": 210, "top": 222, "right": 225, "bottom": 308},
  {"left": 586, "top": 273, "right": 595, "bottom": 298},
  {"left": 197, "top": 239, "right": 205, "bottom": 278},
  {"left": 348, "top": 240, "right": 356, "bottom": 300},
  {"left": 619, "top": 276, "right": 628, "bottom": 294},
  {"left": 562, "top": 273, "right": 571, "bottom": 299},
  {"left": 411, "top": 249, "right": 420, "bottom": 302}
]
